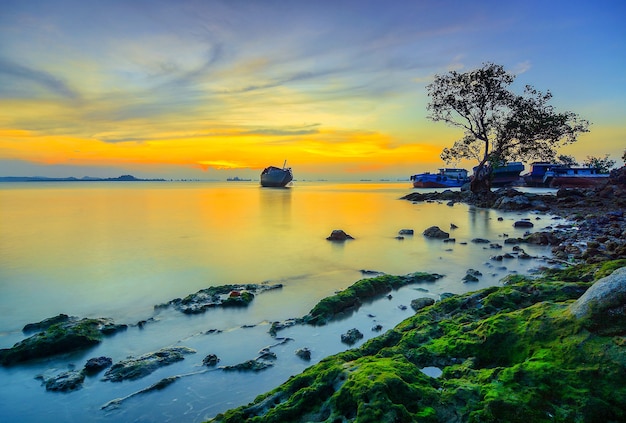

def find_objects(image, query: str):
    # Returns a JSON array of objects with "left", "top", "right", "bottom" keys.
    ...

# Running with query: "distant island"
[{"left": 0, "top": 175, "right": 166, "bottom": 182}]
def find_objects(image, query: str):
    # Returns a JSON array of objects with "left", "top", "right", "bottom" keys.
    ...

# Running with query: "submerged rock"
[
  {"left": 340, "top": 328, "right": 363, "bottom": 345},
  {"left": 103, "top": 346, "right": 196, "bottom": 382},
  {"left": 0, "top": 317, "right": 123, "bottom": 366},
  {"left": 161, "top": 284, "right": 282, "bottom": 314},
  {"left": 39, "top": 369, "right": 86, "bottom": 392},
  {"left": 295, "top": 348, "right": 311, "bottom": 361},
  {"left": 326, "top": 229, "right": 355, "bottom": 241},
  {"left": 222, "top": 359, "right": 274, "bottom": 372},
  {"left": 203, "top": 354, "right": 220, "bottom": 367},
  {"left": 84, "top": 356, "right": 113, "bottom": 374},
  {"left": 422, "top": 226, "right": 449, "bottom": 239}
]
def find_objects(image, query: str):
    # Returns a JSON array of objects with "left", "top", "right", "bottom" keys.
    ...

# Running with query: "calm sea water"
[{"left": 0, "top": 181, "right": 558, "bottom": 422}]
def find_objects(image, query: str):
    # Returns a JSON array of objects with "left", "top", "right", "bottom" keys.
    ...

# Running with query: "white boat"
[{"left": 260, "top": 160, "right": 293, "bottom": 187}]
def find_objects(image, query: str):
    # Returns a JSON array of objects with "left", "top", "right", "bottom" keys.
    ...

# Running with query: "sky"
[{"left": 1, "top": 0, "right": 625, "bottom": 180}]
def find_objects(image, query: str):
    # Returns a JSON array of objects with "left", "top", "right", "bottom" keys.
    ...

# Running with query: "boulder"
[
  {"left": 84, "top": 356, "right": 113, "bottom": 374},
  {"left": 410, "top": 297, "right": 435, "bottom": 311},
  {"left": 494, "top": 195, "right": 531, "bottom": 210},
  {"left": 326, "top": 229, "right": 354, "bottom": 241},
  {"left": 295, "top": 348, "right": 311, "bottom": 361},
  {"left": 222, "top": 358, "right": 274, "bottom": 372},
  {"left": 423, "top": 226, "right": 449, "bottom": 239},
  {"left": 23, "top": 314, "right": 72, "bottom": 333},
  {"left": 398, "top": 229, "right": 414, "bottom": 235},
  {"left": 341, "top": 328, "right": 364, "bottom": 345},
  {"left": 569, "top": 267, "right": 626, "bottom": 335},
  {"left": 0, "top": 317, "right": 120, "bottom": 366},
  {"left": 39, "top": 369, "right": 85, "bottom": 392},
  {"left": 203, "top": 354, "right": 220, "bottom": 367},
  {"left": 103, "top": 346, "right": 196, "bottom": 382}
]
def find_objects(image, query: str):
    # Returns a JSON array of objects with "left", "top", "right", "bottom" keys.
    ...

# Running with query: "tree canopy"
[{"left": 427, "top": 63, "right": 589, "bottom": 192}]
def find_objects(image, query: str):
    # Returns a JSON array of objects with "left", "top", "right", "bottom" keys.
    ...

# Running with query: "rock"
[
  {"left": 372, "top": 324, "right": 383, "bottom": 332},
  {"left": 0, "top": 317, "right": 118, "bottom": 366},
  {"left": 471, "top": 238, "right": 490, "bottom": 244},
  {"left": 410, "top": 297, "right": 435, "bottom": 311},
  {"left": 40, "top": 369, "right": 85, "bottom": 392},
  {"left": 340, "top": 328, "right": 364, "bottom": 345},
  {"left": 295, "top": 348, "right": 311, "bottom": 361},
  {"left": 23, "top": 314, "right": 72, "bottom": 333},
  {"left": 450, "top": 223, "right": 458, "bottom": 229},
  {"left": 523, "top": 231, "right": 563, "bottom": 246},
  {"left": 84, "top": 356, "right": 113, "bottom": 374},
  {"left": 569, "top": 267, "right": 626, "bottom": 335},
  {"left": 222, "top": 358, "right": 274, "bottom": 372},
  {"left": 164, "top": 284, "right": 281, "bottom": 314},
  {"left": 494, "top": 195, "right": 531, "bottom": 210},
  {"left": 326, "top": 229, "right": 354, "bottom": 241},
  {"left": 398, "top": 229, "right": 414, "bottom": 235},
  {"left": 423, "top": 226, "right": 449, "bottom": 239},
  {"left": 514, "top": 220, "right": 534, "bottom": 228},
  {"left": 203, "top": 354, "right": 220, "bottom": 367},
  {"left": 103, "top": 346, "right": 196, "bottom": 382}
]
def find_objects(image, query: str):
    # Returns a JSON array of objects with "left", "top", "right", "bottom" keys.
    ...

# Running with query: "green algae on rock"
[
  {"left": 210, "top": 261, "right": 626, "bottom": 423},
  {"left": 303, "top": 273, "right": 442, "bottom": 326},
  {"left": 0, "top": 317, "right": 126, "bottom": 366}
]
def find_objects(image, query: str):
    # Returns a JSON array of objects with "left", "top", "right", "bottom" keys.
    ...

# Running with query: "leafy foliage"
[
  {"left": 427, "top": 63, "right": 589, "bottom": 192},
  {"left": 583, "top": 154, "right": 616, "bottom": 173}
]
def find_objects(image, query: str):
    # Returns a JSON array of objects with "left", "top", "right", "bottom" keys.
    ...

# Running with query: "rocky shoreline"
[
  {"left": 1, "top": 168, "right": 624, "bottom": 420},
  {"left": 402, "top": 166, "right": 626, "bottom": 264}
]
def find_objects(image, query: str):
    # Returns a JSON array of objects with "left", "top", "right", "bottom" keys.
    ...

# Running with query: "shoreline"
[
  {"left": 211, "top": 168, "right": 626, "bottom": 422},
  {"left": 1, "top": 172, "right": 624, "bottom": 421}
]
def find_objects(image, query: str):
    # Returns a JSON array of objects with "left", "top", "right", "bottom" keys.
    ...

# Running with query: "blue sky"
[{"left": 0, "top": 0, "right": 624, "bottom": 179}]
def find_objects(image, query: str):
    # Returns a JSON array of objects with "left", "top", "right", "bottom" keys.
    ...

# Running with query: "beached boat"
[
  {"left": 473, "top": 162, "right": 524, "bottom": 187},
  {"left": 523, "top": 162, "right": 558, "bottom": 187},
  {"left": 542, "top": 166, "right": 609, "bottom": 188},
  {"left": 410, "top": 168, "right": 469, "bottom": 188},
  {"left": 260, "top": 161, "right": 293, "bottom": 187}
]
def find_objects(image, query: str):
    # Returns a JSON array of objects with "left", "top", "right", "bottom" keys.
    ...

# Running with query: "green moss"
[
  {"left": 210, "top": 261, "right": 626, "bottom": 422},
  {"left": 0, "top": 318, "right": 104, "bottom": 365},
  {"left": 305, "top": 273, "right": 441, "bottom": 325}
]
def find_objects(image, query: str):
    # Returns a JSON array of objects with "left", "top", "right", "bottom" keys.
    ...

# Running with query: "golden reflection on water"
[{"left": 0, "top": 181, "right": 554, "bottom": 330}]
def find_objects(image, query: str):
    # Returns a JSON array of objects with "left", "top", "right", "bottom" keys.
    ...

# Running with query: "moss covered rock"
[
  {"left": 0, "top": 317, "right": 122, "bottom": 366},
  {"left": 210, "top": 261, "right": 626, "bottom": 422},
  {"left": 304, "top": 273, "right": 442, "bottom": 326}
]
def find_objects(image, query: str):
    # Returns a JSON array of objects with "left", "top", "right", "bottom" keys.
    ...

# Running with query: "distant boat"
[
  {"left": 473, "top": 162, "right": 524, "bottom": 187},
  {"left": 410, "top": 168, "right": 469, "bottom": 188},
  {"left": 542, "top": 166, "right": 609, "bottom": 188},
  {"left": 260, "top": 161, "right": 293, "bottom": 187}
]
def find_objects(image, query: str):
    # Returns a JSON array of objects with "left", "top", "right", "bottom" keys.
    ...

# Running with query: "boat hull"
[
  {"left": 260, "top": 166, "right": 293, "bottom": 187},
  {"left": 410, "top": 169, "right": 469, "bottom": 189},
  {"left": 546, "top": 175, "right": 609, "bottom": 188}
]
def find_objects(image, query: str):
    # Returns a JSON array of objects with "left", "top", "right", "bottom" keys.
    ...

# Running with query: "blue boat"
[
  {"left": 410, "top": 168, "right": 469, "bottom": 188},
  {"left": 473, "top": 162, "right": 524, "bottom": 187}
]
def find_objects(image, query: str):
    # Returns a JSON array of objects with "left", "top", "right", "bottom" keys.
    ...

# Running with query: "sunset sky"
[{"left": 1, "top": 0, "right": 624, "bottom": 180}]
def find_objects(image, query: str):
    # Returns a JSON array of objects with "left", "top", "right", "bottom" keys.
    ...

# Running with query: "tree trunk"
[{"left": 470, "top": 163, "right": 492, "bottom": 195}]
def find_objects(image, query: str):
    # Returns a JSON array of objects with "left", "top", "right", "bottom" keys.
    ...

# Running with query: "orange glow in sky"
[{"left": 1, "top": 1, "right": 624, "bottom": 179}]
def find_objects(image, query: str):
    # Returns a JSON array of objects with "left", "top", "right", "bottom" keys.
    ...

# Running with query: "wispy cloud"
[{"left": 0, "top": 57, "right": 79, "bottom": 100}]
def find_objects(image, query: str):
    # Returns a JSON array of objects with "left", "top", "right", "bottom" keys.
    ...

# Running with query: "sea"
[{"left": 0, "top": 181, "right": 560, "bottom": 422}]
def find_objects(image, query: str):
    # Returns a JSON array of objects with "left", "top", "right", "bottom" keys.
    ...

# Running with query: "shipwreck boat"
[
  {"left": 260, "top": 161, "right": 293, "bottom": 187},
  {"left": 473, "top": 162, "right": 524, "bottom": 187},
  {"left": 410, "top": 168, "right": 469, "bottom": 188},
  {"left": 542, "top": 166, "right": 609, "bottom": 188},
  {"left": 523, "top": 162, "right": 558, "bottom": 187}
]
